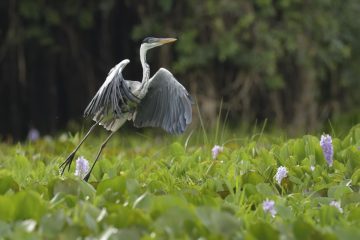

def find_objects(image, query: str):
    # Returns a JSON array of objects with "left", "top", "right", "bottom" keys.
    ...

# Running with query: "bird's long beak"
[{"left": 158, "top": 38, "right": 177, "bottom": 45}]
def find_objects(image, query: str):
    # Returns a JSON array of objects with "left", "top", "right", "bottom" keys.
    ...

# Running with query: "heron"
[{"left": 60, "top": 37, "right": 193, "bottom": 181}]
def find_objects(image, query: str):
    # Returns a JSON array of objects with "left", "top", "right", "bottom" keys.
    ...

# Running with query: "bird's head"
[{"left": 141, "top": 37, "right": 177, "bottom": 51}]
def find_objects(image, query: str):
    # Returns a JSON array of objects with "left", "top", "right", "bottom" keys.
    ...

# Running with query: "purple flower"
[
  {"left": 275, "top": 166, "right": 288, "bottom": 185},
  {"left": 211, "top": 145, "right": 223, "bottom": 160},
  {"left": 263, "top": 199, "right": 276, "bottom": 217},
  {"left": 329, "top": 200, "right": 343, "bottom": 213},
  {"left": 74, "top": 156, "right": 89, "bottom": 178},
  {"left": 320, "top": 134, "right": 334, "bottom": 167},
  {"left": 27, "top": 128, "right": 40, "bottom": 142}
]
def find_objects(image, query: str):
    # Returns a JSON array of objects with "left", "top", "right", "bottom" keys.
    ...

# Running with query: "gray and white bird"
[{"left": 60, "top": 37, "right": 193, "bottom": 181}]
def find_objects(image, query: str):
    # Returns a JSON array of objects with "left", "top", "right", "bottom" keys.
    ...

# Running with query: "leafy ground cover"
[{"left": 0, "top": 125, "right": 360, "bottom": 239}]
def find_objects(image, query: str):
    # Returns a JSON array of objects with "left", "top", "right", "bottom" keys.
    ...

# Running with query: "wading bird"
[{"left": 60, "top": 37, "right": 193, "bottom": 181}]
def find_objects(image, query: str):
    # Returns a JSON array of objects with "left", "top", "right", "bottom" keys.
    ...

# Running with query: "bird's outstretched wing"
[
  {"left": 84, "top": 60, "right": 139, "bottom": 124},
  {"left": 133, "top": 68, "right": 193, "bottom": 134}
]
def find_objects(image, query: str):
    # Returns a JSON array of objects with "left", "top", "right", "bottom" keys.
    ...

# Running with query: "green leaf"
[
  {"left": 0, "top": 175, "right": 19, "bottom": 194},
  {"left": 348, "top": 206, "right": 360, "bottom": 223},
  {"left": 170, "top": 142, "right": 185, "bottom": 158},
  {"left": 39, "top": 211, "right": 67, "bottom": 237},
  {"left": 242, "top": 172, "right": 264, "bottom": 185},
  {"left": 328, "top": 185, "right": 352, "bottom": 199},
  {"left": 0, "top": 220, "right": 11, "bottom": 238},
  {"left": 345, "top": 147, "right": 360, "bottom": 171},
  {"left": 293, "top": 218, "right": 337, "bottom": 240},
  {"left": 106, "top": 204, "right": 149, "bottom": 229},
  {"left": 351, "top": 169, "right": 360, "bottom": 185},
  {"left": 0, "top": 191, "right": 47, "bottom": 221},
  {"left": 334, "top": 225, "right": 360, "bottom": 240},
  {"left": 104, "top": 228, "right": 142, "bottom": 240},
  {"left": 0, "top": 196, "right": 16, "bottom": 221},
  {"left": 256, "top": 183, "right": 275, "bottom": 196},
  {"left": 97, "top": 176, "right": 126, "bottom": 195},
  {"left": 294, "top": 139, "right": 305, "bottom": 161},
  {"left": 51, "top": 178, "right": 96, "bottom": 199},
  {"left": 13, "top": 191, "right": 47, "bottom": 221},
  {"left": 247, "top": 221, "right": 279, "bottom": 240},
  {"left": 276, "top": 204, "right": 294, "bottom": 221},
  {"left": 197, "top": 206, "right": 241, "bottom": 237},
  {"left": 289, "top": 176, "right": 303, "bottom": 185}
]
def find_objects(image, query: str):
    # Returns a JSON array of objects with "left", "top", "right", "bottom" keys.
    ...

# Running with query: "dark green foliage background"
[{"left": 0, "top": 0, "right": 359, "bottom": 139}]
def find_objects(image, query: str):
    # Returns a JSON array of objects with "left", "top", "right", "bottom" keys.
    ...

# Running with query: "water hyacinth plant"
[
  {"left": 27, "top": 128, "right": 40, "bottom": 142},
  {"left": 262, "top": 199, "right": 277, "bottom": 217},
  {"left": 211, "top": 145, "right": 223, "bottom": 159},
  {"left": 330, "top": 201, "right": 343, "bottom": 213},
  {"left": 74, "top": 156, "right": 89, "bottom": 178},
  {"left": 275, "top": 166, "right": 288, "bottom": 185},
  {"left": 1, "top": 124, "right": 360, "bottom": 238},
  {"left": 320, "top": 134, "right": 334, "bottom": 166}
]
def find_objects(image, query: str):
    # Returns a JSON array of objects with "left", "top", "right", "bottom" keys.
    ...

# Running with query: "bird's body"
[
  {"left": 84, "top": 60, "right": 192, "bottom": 133},
  {"left": 60, "top": 37, "right": 193, "bottom": 181}
]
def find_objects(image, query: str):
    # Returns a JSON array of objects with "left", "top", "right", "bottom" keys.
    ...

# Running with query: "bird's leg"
[
  {"left": 83, "top": 131, "right": 116, "bottom": 182},
  {"left": 60, "top": 120, "right": 100, "bottom": 175}
]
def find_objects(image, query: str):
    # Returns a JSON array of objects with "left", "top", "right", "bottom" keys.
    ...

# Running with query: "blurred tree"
[
  {"left": 0, "top": 0, "right": 139, "bottom": 140},
  {"left": 131, "top": 0, "right": 360, "bottom": 133}
]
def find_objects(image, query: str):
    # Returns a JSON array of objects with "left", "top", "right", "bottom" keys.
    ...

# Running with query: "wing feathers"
[
  {"left": 133, "top": 68, "right": 193, "bottom": 134},
  {"left": 84, "top": 60, "right": 138, "bottom": 130}
]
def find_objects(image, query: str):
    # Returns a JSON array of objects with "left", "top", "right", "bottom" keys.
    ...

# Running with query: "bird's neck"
[{"left": 138, "top": 45, "right": 151, "bottom": 98}]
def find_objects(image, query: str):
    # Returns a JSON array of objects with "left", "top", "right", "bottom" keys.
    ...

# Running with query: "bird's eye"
[{"left": 142, "top": 37, "right": 155, "bottom": 43}]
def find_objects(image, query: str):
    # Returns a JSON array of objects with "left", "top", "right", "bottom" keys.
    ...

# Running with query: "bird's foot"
[
  {"left": 59, "top": 152, "right": 76, "bottom": 175},
  {"left": 83, "top": 172, "right": 91, "bottom": 182}
]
